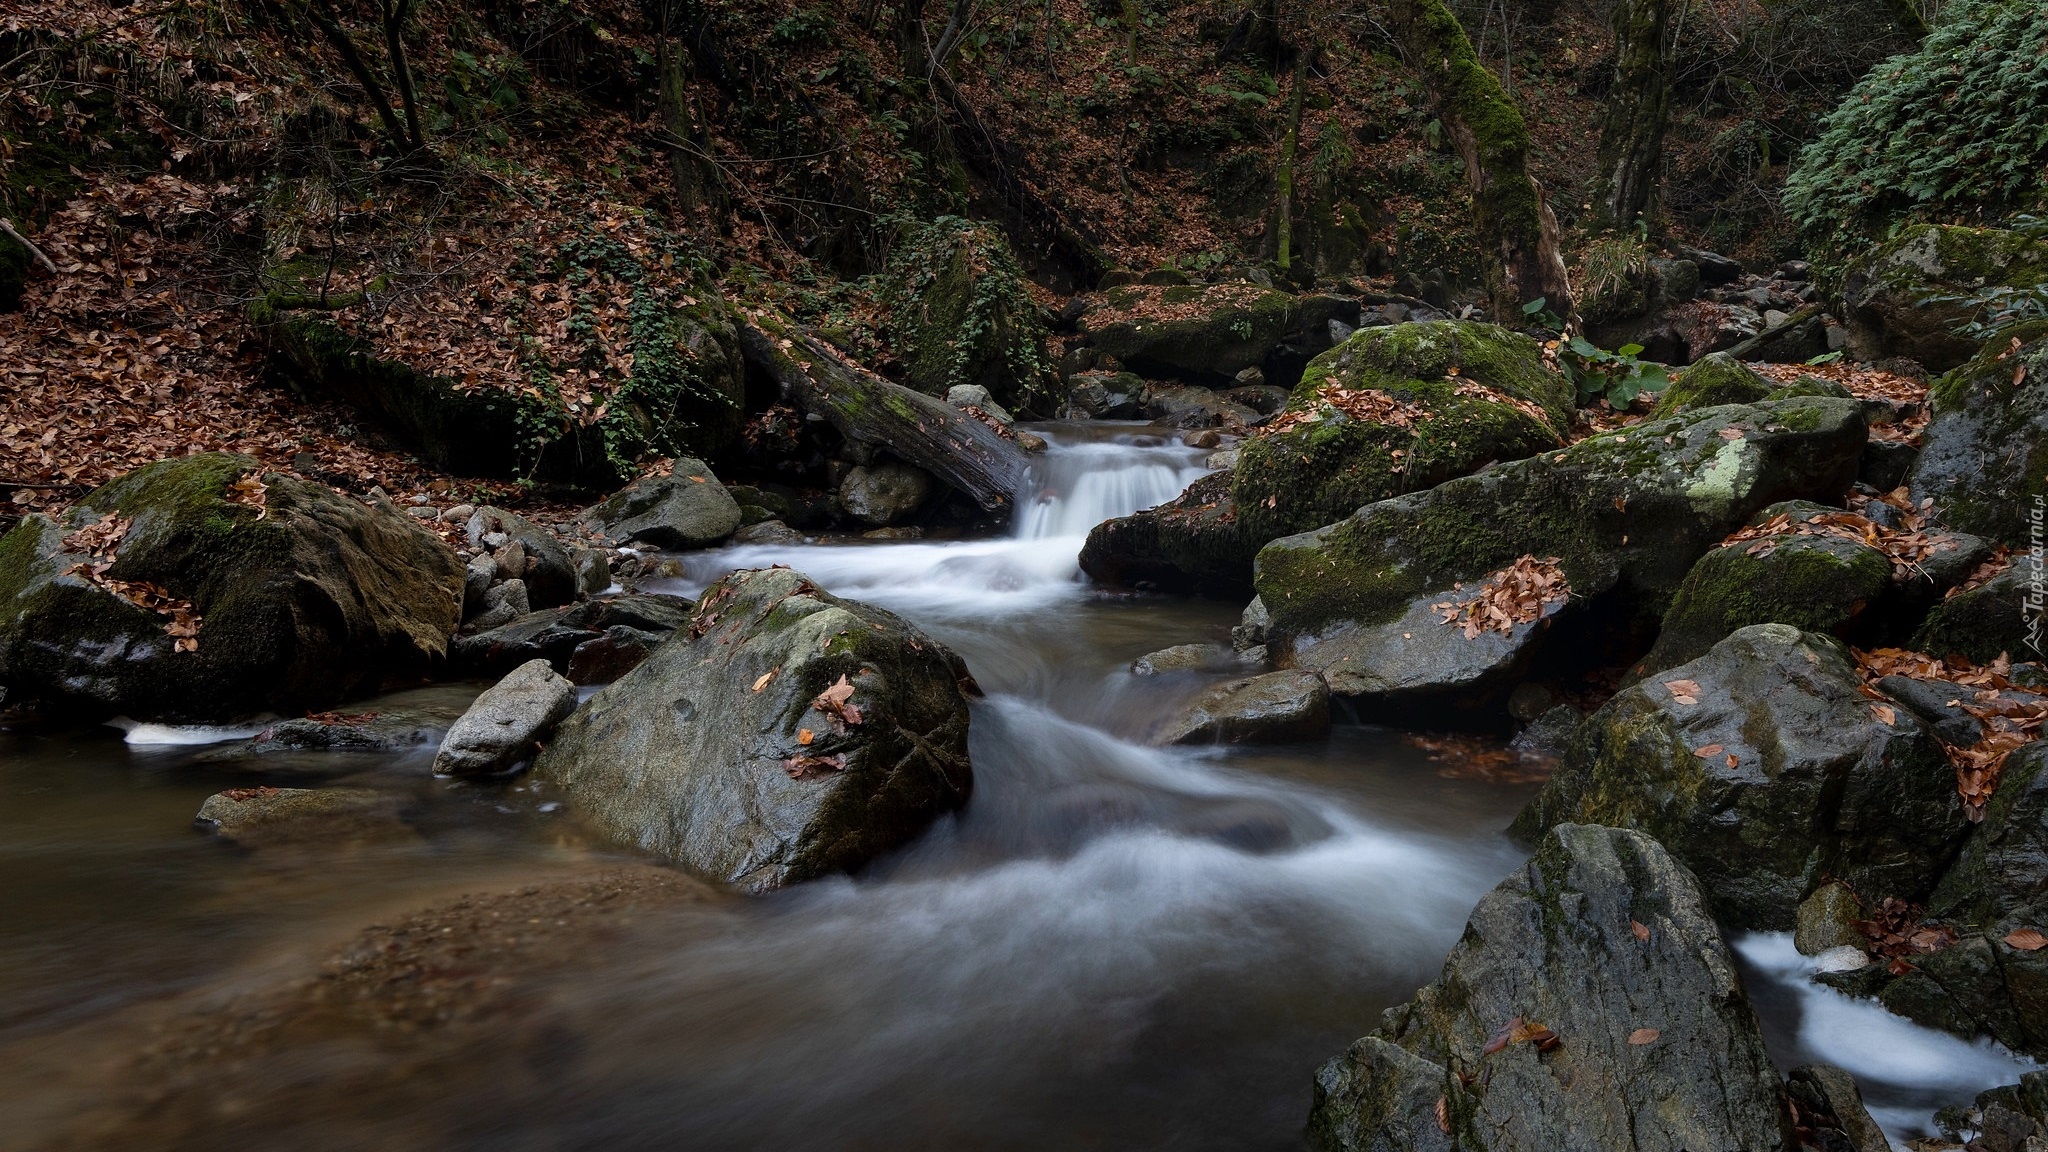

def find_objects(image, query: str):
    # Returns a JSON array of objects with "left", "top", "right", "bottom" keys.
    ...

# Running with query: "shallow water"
[{"left": 0, "top": 423, "right": 2031, "bottom": 1148}]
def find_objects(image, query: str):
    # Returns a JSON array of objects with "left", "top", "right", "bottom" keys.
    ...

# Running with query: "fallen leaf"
[
  {"left": 798, "top": 728, "right": 815, "bottom": 745},
  {"left": 1664, "top": 679, "right": 1700, "bottom": 706},
  {"left": 1434, "top": 1096, "right": 1450, "bottom": 1134},
  {"left": 751, "top": 668, "right": 778, "bottom": 693},
  {"left": 1693, "top": 743, "right": 1725, "bottom": 758},
  {"left": 2005, "top": 928, "right": 2048, "bottom": 951},
  {"left": 1628, "top": 1028, "right": 1661, "bottom": 1046},
  {"left": 1631, "top": 919, "right": 1650, "bottom": 942},
  {"left": 1871, "top": 704, "right": 1896, "bottom": 726}
]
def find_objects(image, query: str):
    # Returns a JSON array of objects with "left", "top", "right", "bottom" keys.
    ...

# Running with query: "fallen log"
[{"left": 737, "top": 309, "right": 1029, "bottom": 513}]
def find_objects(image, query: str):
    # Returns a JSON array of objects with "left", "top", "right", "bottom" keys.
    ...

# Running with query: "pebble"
[
  {"left": 404, "top": 505, "right": 440, "bottom": 519},
  {"left": 442, "top": 503, "right": 476, "bottom": 523}
]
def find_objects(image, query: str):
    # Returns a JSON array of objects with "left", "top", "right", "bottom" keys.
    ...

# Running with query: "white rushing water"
[{"left": 644, "top": 424, "right": 2036, "bottom": 1146}]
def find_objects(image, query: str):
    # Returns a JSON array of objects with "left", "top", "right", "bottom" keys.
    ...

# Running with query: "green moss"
[
  {"left": 883, "top": 216, "right": 1055, "bottom": 412},
  {"left": 1254, "top": 397, "right": 1867, "bottom": 636},
  {"left": 1640, "top": 534, "right": 1892, "bottom": 675},
  {"left": 1763, "top": 376, "right": 1855, "bottom": 402},
  {"left": 1650, "top": 353, "right": 1771, "bottom": 417}
]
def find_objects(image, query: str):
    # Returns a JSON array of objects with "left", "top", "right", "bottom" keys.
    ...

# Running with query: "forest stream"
[{"left": 0, "top": 424, "right": 2032, "bottom": 1151}]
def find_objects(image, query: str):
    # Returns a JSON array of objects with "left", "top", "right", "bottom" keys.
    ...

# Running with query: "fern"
[{"left": 1783, "top": 0, "right": 2048, "bottom": 267}]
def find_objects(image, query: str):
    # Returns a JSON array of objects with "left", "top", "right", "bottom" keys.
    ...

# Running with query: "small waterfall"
[{"left": 1014, "top": 432, "right": 1212, "bottom": 541}]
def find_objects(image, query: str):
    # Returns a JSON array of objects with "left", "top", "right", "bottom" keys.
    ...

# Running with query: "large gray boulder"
[
  {"left": 1078, "top": 282, "right": 1299, "bottom": 382},
  {"left": 1078, "top": 472, "right": 1258, "bottom": 597},
  {"left": 1907, "top": 322, "right": 2048, "bottom": 547},
  {"left": 1308, "top": 824, "right": 1792, "bottom": 1152},
  {"left": 432, "top": 659, "right": 578, "bottom": 777},
  {"left": 1841, "top": 225, "right": 2048, "bottom": 372},
  {"left": 0, "top": 453, "right": 463, "bottom": 722},
  {"left": 451, "top": 593, "right": 695, "bottom": 678},
  {"left": 535, "top": 568, "right": 974, "bottom": 891},
  {"left": 1513, "top": 625, "right": 1967, "bottom": 929},
  {"left": 581, "top": 459, "right": 742, "bottom": 550},
  {"left": 1913, "top": 563, "right": 2048, "bottom": 663},
  {"left": 1255, "top": 398, "right": 1869, "bottom": 701}
]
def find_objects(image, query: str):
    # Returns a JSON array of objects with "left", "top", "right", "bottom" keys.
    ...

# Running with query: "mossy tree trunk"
[
  {"left": 655, "top": 11, "right": 722, "bottom": 223},
  {"left": 1590, "top": 0, "right": 1669, "bottom": 230},
  {"left": 1274, "top": 48, "right": 1309, "bottom": 272},
  {"left": 1380, "top": 0, "right": 1573, "bottom": 316}
]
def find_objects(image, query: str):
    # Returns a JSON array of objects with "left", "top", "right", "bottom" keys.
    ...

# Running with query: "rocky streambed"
[{"left": 0, "top": 421, "right": 2036, "bottom": 1152}]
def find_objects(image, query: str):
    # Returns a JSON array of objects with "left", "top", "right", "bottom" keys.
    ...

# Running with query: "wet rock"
[
  {"left": 1509, "top": 704, "right": 1580, "bottom": 761},
  {"left": 1913, "top": 564, "right": 2048, "bottom": 663},
  {"left": 1631, "top": 504, "right": 1893, "bottom": 677},
  {"left": 1078, "top": 282, "right": 1299, "bottom": 382},
  {"left": 1723, "top": 305, "right": 1829, "bottom": 364},
  {"left": 0, "top": 453, "right": 463, "bottom": 722},
  {"left": 1131, "top": 643, "right": 1237, "bottom": 676},
  {"left": 1858, "top": 438, "right": 1919, "bottom": 492},
  {"left": 1078, "top": 471, "right": 1257, "bottom": 597},
  {"left": 1648, "top": 352, "right": 1769, "bottom": 417},
  {"left": 535, "top": 568, "right": 974, "bottom": 891},
  {"left": 470, "top": 578, "right": 530, "bottom": 630},
  {"left": 1232, "top": 321, "right": 1573, "bottom": 548},
  {"left": 432, "top": 659, "right": 578, "bottom": 778},
  {"left": 1146, "top": 384, "right": 1258, "bottom": 430},
  {"left": 570, "top": 546, "right": 612, "bottom": 597},
  {"left": 462, "top": 551, "right": 496, "bottom": 617},
  {"left": 1308, "top": 824, "right": 1790, "bottom": 1152},
  {"left": 1233, "top": 595, "right": 1270, "bottom": 652},
  {"left": 452, "top": 594, "right": 695, "bottom": 677},
  {"left": 463, "top": 506, "right": 575, "bottom": 608},
  {"left": 581, "top": 460, "right": 743, "bottom": 550},
  {"left": 1284, "top": 583, "right": 1571, "bottom": 721},
  {"left": 1843, "top": 225, "right": 2048, "bottom": 371},
  {"left": 1062, "top": 370, "right": 1148, "bottom": 419},
  {"left": 839, "top": 462, "right": 933, "bottom": 527},
  {"left": 192, "top": 698, "right": 466, "bottom": 761},
  {"left": 1795, "top": 882, "right": 1867, "bottom": 956},
  {"left": 1154, "top": 669, "right": 1330, "bottom": 745},
  {"left": 195, "top": 786, "right": 407, "bottom": 846},
  {"left": 1255, "top": 398, "right": 1869, "bottom": 668},
  {"left": 1934, "top": 740, "right": 2048, "bottom": 932},
  {"left": 1784, "top": 1064, "right": 1889, "bottom": 1152},
  {"left": 1514, "top": 625, "right": 1966, "bottom": 929},
  {"left": 733, "top": 520, "right": 805, "bottom": 546},
  {"left": 565, "top": 625, "right": 667, "bottom": 685},
  {"left": 1908, "top": 323, "right": 2048, "bottom": 546}
]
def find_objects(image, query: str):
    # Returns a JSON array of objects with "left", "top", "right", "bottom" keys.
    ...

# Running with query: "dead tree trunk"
[
  {"left": 1381, "top": 0, "right": 1572, "bottom": 316},
  {"left": 1590, "top": 0, "right": 1669, "bottom": 229},
  {"left": 737, "top": 310, "right": 1029, "bottom": 513},
  {"left": 1273, "top": 48, "right": 1309, "bottom": 272}
]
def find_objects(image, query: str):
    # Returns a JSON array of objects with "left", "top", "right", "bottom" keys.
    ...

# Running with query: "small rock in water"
[
  {"left": 862, "top": 526, "right": 924, "bottom": 541},
  {"left": 1183, "top": 429, "right": 1223, "bottom": 450},
  {"left": 734, "top": 520, "right": 804, "bottom": 546},
  {"left": 1156, "top": 670, "right": 1331, "bottom": 745},
  {"left": 195, "top": 786, "right": 406, "bottom": 846},
  {"left": 433, "top": 659, "right": 579, "bottom": 777},
  {"left": 1813, "top": 944, "right": 1873, "bottom": 973},
  {"left": 1131, "top": 643, "right": 1235, "bottom": 676},
  {"left": 1015, "top": 431, "right": 1048, "bottom": 453}
]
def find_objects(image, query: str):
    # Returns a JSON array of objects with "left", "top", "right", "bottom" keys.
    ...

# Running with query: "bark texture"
[{"left": 1591, "top": 0, "right": 1669, "bottom": 229}]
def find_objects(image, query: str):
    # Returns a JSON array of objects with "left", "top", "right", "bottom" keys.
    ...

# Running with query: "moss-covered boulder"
[
  {"left": 259, "top": 268, "right": 745, "bottom": 491},
  {"left": 1647, "top": 352, "right": 1770, "bottom": 418},
  {"left": 883, "top": 216, "right": 1056, "bottom": 414},
  {"left": 1633, "top": 504, "right": 1893, "bottom": 676},
  {"left": 534, "top": 568, "right": 974, "bottom": 891},
  {"left": 1255, "top": 397, "right": 1869, "bottom": 659},
  {"left": 1231, "top": 321, "right": 1572, "bottom": 545},
  {"left": 580, "top": 460, "right": 742, "bottom": 549},
  {"left": 1914, "top": 564, "right": 2047, "bottom": 663},
  {"left": 1309, "top": 824, "right": 1791, "bottom": 1152},
  {"left": 1077, "top": 472, "right": 1258, "bottom": 597},
  {"left": 1513, "top": 625, "right": 1966, "bottom": 930},
  {"left": 1841, "top": 225, "right": 2048, "bottom": 371},
  {"left": 1907, "top": 321, "right": 2048, "bottom": 546},
  {"left": 1078, "top": 281, "right": 1299, "bottom": 382},
  {"left": 0, "top": 453, "right": 463, "bottom": 721}
]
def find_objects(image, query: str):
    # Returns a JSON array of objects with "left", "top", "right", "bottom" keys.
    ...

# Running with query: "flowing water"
[{"left": 0, "top": 424, "right": 2032, "bottom": 1149}]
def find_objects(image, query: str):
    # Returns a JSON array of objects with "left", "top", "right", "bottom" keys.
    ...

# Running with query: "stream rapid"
[{"left": 0, "top": 423, "right": 2032, "bottom": 1149}]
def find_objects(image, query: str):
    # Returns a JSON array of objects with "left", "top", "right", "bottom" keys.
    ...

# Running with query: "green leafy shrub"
[
  {"left": 882, "top": 216, "right": 1056, "bottom": 413},
  {"left": 1561, "top": 337, "right": 1670, "bottom": 409},
  {"left": 1784, "top": 0, "right": 2048, "bottom": 266}
]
